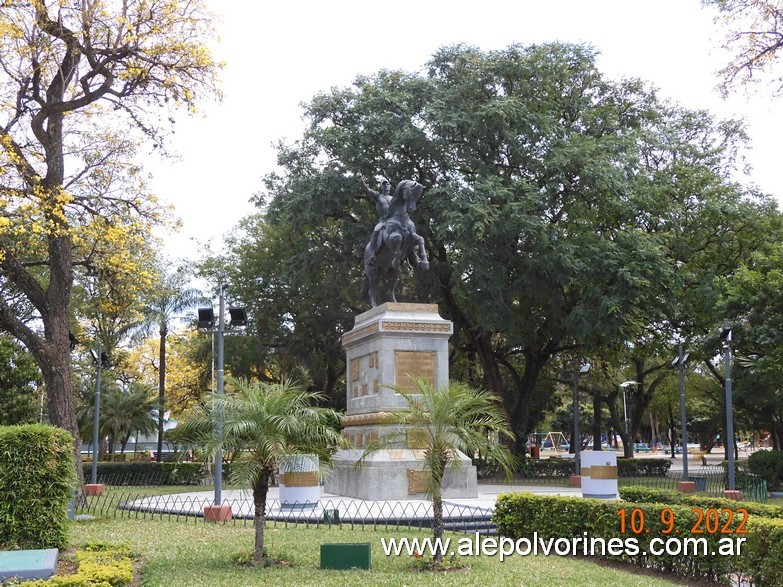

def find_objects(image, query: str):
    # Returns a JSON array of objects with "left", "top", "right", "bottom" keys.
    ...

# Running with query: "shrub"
[
  {"left": 617, "top": 458, "right": 672, "bottom": 476},
  {"left": 0, "top": 425, "right": 75, "bottom": 549},
  {"left": 619, "top": 485, "right": 783, "bottom": 519},
  {"left": 82, "top": 461, "right": 206, "bottom": 486},
  {"left": 495, "top": 492, "right": 744, "bottom": 582},
  {"left": 516, "top": 458, "right": 574, "bottom": 478},
  {"left": 739, "top": 516, "right": 783, "bottom": 586},
  {"left": 747, "top": 450, "right": 783, "bottom": 491},
  {"left": 18, "top": 542, "right": 134, "bottom": 587}
]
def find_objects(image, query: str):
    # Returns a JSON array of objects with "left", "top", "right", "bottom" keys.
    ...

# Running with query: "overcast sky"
[{"left": 147, "top": 0, "right": 783, "bottom": 261}]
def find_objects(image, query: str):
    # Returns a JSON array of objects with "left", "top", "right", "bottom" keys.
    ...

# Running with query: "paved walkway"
[
  {"left": 121, "top": 484, "right": 581, "bottom": 524},
  {"left": 120, "top": 449, "right": 756, "bottom": 523}
]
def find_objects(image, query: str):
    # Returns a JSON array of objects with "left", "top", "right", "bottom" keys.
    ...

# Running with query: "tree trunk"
[
  {"left": 39, "top": 339, "right": 84, "bottom": 487},
  {"left": 592, "top": 393, "right": 602, "bottom": 450},
  {"left": 157, "top": 325, "right": 167, "bottom": 462},
  {"left": 603, "top": 391, "right": 633, "bottom": 458},
  {"left": 431, "top": 469, "right": 444, "bottom": 567},
  {"left": 667, "top": 402, "right": 677, "bottom": 458},
  {"left": 252, "top": 472, "right": 271, "bottom": 564}
]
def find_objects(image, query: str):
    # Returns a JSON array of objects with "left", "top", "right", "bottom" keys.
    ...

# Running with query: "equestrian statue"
[{"left": 360, "top": 177, "right": 429, "bottom": 307}]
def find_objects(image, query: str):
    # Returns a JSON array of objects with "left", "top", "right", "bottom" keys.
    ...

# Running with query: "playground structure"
[{"left": 529, "top": 432, "right": 570, "bottom": 452}]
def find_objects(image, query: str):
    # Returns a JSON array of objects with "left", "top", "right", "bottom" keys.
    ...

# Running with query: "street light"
[
  {"left": 720, "top": 320, "right": 736, "bottom": 491},
  {"left": 562, "top": 363, "right": 591, "bottom": 475},
  {"left": 619, "top": 381, "right": 638, "bottom": 453},
  {"left": 197, "top": 285, "right": 247, "bottom": 512},
  {"left": 89, "top": 345, "right": 110, "bottom": 486},
  {"left": 671, "top": 346, "right": 691, "bottom": 480}
]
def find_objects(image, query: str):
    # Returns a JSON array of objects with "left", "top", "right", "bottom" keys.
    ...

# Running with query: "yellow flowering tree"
[
  {"left": 126, "top": 330, "right": 211, "bottom": 421},
  {"left": 0, "top": 0, "right": 221, "bottom": 483},
  {"left": 705, "top": 0, "right": 783, "bottom": 95}
]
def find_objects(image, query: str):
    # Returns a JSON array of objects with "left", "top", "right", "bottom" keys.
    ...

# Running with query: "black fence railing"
[{"left": 76, "top": 491, "right": 496, "bottom": 533}]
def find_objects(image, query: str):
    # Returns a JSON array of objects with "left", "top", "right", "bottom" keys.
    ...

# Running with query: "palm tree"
[
  {"left": 101, "top": 384, "right": 158, "bottom": 460},
  {"left": 173, "top": 378, "right": 343, "bottom": 564},
  {"left": 77, "top": 381, "right": 158, "bottom": 461},
  {"left": 135, "top": 263, "right": 204, "bottom": 461},
  {"left": 362, "top": 379, "right": 516, "bottom": 568}
]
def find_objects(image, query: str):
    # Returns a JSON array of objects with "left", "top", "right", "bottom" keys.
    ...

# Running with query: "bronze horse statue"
[{"left": 362, "top": 179, "right": 429, "bottom": 307}]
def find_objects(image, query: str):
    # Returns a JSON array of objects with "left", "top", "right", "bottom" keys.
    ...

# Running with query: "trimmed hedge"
[
  {"left": 747, "top": 450, "right": 783, "bottom": 491},
  {"left": 0, "top": 425, "right": 75, "bottom": 549},
  {"left": 516, "top": 458, "right": 574, "bottom": 478},
  {"left": 617, "top": 458, "right": 671, "bottom": 477},
  {"left": 493, "top": 492, "right": 746, "bottom": 583},
  {"left": 82, "top": 461, "right": 206, "bottom": 486},
  {"left": 478, "top": 456, "right": 674, "bottom": 481},
  {"left": 619, "top": 485, "right": 783, "bottom": 519},
  {"left": 494, "top": 492, "right": 783, "bottom": 585},
  {"left": 741, "top": 516, "right": 783, "bottom": 586}
]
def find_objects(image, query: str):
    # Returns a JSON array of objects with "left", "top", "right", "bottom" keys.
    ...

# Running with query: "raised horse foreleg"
[{"left": 411, "top": 231, "right": 429, "bottom": 270}]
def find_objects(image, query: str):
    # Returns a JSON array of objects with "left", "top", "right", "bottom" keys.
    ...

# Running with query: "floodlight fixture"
[
  {"left": 719, "top": 320, "right": 732, "bottom": 346},
  {"left": 671, "top": 352, "right": 691, "bottom": 368},
  {"left": 228, "top": 307, "right": 247, "bottom": 328},
  {"left": 579, "top": 364, "right": 591, "bottom": 375},
  {"left": 198, "top": 307, "right": 215, "bottom": 329},
  {"left": 620, "top": 380, "right": 638, "bottom": 388},
  {"left": 90, "top": 348, "right": 111, "bottom": 368}
]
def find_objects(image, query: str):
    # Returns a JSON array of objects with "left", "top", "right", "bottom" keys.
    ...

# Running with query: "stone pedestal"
[
  {"left": 325, "top": 303, "right": 477, "bottom": 500},
  {"left": 580, "top": 451, "right": 618, "bottom": 499}
]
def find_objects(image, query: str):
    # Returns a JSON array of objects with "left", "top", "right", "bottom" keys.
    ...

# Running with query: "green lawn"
[{"left": 69, "top": 517, "right": 685, "bottom": 587}]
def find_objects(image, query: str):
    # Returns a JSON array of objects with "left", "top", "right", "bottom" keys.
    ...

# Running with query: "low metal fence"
[
  {"left": 614, "top": 466, "right": 768, "bottom": 503},
  {"left": 76, "top": 491, "right": 496, "bottom": 533}
]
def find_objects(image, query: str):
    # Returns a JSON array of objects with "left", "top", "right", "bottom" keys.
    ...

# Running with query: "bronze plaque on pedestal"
[
  {"left": 395, "top": 351, "right": 436, "bottom": 393},
  {"left": 408, "top": 469, "right": 431, "bottom": 494}
]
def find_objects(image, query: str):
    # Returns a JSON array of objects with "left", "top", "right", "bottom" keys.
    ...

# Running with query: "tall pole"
[
  {"left": 215, "top": 284, "right": 226, "bottom": 506},
  {"left": 91, "top": 342, "right": 103, "bottom": 485},
  {"left": 573, "top": 363, "right": 580, "bottom": 475},
  {"left": 723, "top": 320, "right": 735, "bottom": 491},
  {"left": 678, "top": 344, "right": 689, "bottom": 482},
  {"left": 622, "top": 390, "right": 629, "bottom": 438}
]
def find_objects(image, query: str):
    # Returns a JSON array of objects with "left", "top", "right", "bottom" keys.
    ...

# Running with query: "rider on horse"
[
  {"left": 360, "top": 177, "right": 392, "bottom": 265},
  {"left": 361, "top": 178, "right": 429, "bottom": 306}
]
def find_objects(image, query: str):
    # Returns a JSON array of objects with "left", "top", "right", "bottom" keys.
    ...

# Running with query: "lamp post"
[
  {"left": 86, "top": 345, "right": 110, "bottom": 496},
  {"left": 619, "top": 381, "right": 638, "bottom": 454},
  {"left": 569, "top": 363, "right": 591, "bottom": 475},
  {"left": 672, "top": 345, "right": 690, "bottom": 481},
  {"left": 720, "top": 320, "right": 736, "bottom": 492},
  {"left": 198, "top": 285, "right": 247, "bottom": 520}
]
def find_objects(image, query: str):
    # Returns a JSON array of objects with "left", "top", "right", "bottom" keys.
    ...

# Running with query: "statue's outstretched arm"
[{"left": 360, "top": 177, "right": 379, "bottom": 202}]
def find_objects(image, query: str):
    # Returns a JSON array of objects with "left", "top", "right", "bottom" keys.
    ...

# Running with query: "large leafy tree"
[
  {"left": 718, "top": 244, "right": 783, "bottom": 448},
  {"left": 200, "top": 214, "right": 355, "bottom": 405},
  {"left": 172, "top": 379, "right": 343, "bottom": 565},
  {"left": 0, "top": 334, "right": 41, "bottom": 424},
  {"left": 0, "top": 1, "right": 220, "bottom": 480},
  {"left": 251, "top": 43, "right": 767, "bottom": 451}
]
